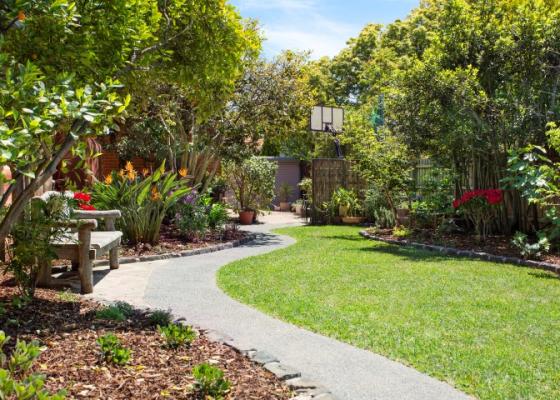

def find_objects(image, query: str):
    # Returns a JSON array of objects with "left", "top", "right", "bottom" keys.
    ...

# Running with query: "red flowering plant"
[
  {"left": 73, "top": 192, "right": 96, "bottom": 211},
  {"left": 453, "top": 189, "right": 503, "bottom": 241}
]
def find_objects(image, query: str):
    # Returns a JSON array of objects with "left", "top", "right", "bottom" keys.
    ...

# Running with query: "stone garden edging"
[
  {"left": 205, "top": 329, "right": 337, "bottom": 400},
  {"left": 360, "top": 230, "right": 560, "bottom": 275},
  {"left": 94, "top": 233, "right": 257, "bottom": 267}
]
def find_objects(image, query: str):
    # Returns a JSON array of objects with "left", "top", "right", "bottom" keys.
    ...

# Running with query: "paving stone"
[
  {"left": 249, "top": 350, "right": 278, "bottom": 365},
  {"left": 264, "top": 362, "right": 301, "bottom": 380},
  {"left": 205, "top": 329, "right": 233, "bottom": 344},
  {"left": 285, "top": 377, "right": 319, "bottom": 390}
]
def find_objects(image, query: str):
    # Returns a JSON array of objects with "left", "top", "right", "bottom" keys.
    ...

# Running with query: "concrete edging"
[
  {"left": 94, "top": 233, "right": 257, "bottom": 267},
  {"left": 360, "top": 230, "right": 560, "bottom": 275}
]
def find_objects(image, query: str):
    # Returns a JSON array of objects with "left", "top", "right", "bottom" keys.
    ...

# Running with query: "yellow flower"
[
  {"left": 151, "top": 186, "right": 161, "bottom": 201},
  {"left": 127, "top": 170, "right": 137, "bottom": 181},
  {"left": 178, "top": 168, "right": 188, "bottom": 178},
  {"left": 125, "top": 161, "right": 134, "bottom": 172},
  {"left": 118, "top": 169, "right": 125, "bottom": 178},
  {"left": 104, "top": 175, "right": 113, "bottom": 185},
  {"left": 142, "top": 168, "right": 150, "bottom": 177}
]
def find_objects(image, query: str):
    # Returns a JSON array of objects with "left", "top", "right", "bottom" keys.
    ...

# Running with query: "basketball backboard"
[{"left": 310, "top": 105, "right": 344, "bottom": 132}]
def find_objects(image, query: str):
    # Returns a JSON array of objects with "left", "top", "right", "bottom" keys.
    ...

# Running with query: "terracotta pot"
[
  {"left": 342, "top": 216, "right": 365, "bottom": 225},
  {"left": 294, "top": 204, "right": 303, "bottom": 216},
  {"left": 239, "top": 210, "right": 255, "bottom": 225},
  {"left": 339, "top": 205, "right": 349, "bottom": 217},
  {"left": 279, "top": 202, "right": 290, "bottom": 212}
]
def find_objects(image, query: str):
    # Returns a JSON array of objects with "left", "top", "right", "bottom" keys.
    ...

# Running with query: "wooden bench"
[{"left": 33, "top": 192, "right": 122, "bottom": 294}]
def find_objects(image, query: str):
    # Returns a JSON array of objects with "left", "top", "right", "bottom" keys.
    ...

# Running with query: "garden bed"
[
  {"left": 111, "top": 225, "right": 247, "bottom": 258},
  {"left": 368, "top": 228, "right": 560, "bottom": 266},
  {"left": 0, "top": 278, "right": 291, "bottom": 399}
]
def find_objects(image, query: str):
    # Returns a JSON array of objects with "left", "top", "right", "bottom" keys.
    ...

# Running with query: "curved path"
[{"left": 90, "top": 213, "right": 471, "bottom": 400}]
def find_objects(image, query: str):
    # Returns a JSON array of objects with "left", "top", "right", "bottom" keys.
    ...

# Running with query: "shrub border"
[
  {"left": 94, "top": 233, "right": 257, "bottom": 267},
  {"left": 359, "top": 231, "right": 560, "bottom": 275}
]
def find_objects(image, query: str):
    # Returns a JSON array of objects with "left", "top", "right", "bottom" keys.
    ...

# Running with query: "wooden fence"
[{"left": 311, "top": 158, "right": 364, "bottom": 224}]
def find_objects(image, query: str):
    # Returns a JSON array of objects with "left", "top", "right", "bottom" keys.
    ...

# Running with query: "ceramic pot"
[{"left": 239, "top": 210, "right": 255, "bottom": 225}]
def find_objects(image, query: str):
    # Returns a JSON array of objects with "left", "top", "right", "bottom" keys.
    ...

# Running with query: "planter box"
[{"left": 342, "top": 216, "right": 365, "bottom": 225}]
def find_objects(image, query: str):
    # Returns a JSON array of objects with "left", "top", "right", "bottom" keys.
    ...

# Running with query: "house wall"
[{"left": 271, "top": 158, "right": 302, "bottom": 205}]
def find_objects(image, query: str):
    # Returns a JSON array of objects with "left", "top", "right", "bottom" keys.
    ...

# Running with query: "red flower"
[
  {"left": 78, "top": 204, "right": 96, "bottom": 211},
  {"left": 74, "top": 192, "right": 91, "bottom": 203},
  {"left": 453, "top": 189, "right": 503, "bottom": 208}
]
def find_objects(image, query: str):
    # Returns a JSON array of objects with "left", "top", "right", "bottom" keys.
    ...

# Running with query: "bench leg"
[
  {"left": 109, "top": 247, "right": 119, "bottom": 270},
  {"left": 71, "top": 260, "right": 79, "bottom": 271},
  {"left": 36, "top": 259, "right": 52, "bottom": 288},
  {"left": 78, "top": 229, "right": 93, "bottom": 294}
]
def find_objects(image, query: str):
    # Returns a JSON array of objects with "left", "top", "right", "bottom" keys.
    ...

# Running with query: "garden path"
[{"left": 90, "top": 212, "right": 471, "bottom": 400}]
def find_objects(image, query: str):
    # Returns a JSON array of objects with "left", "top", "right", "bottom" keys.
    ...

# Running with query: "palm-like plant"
[{"left": 92, "top": 161, "right": 191, "bottom": 244}]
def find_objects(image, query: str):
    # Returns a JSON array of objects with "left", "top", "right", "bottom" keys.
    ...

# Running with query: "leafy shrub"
[
  {"left": 363, "top": 188, "right": 395, "bottom": 228},
  {"left": 192, "top": 363, "right": 231, "bottom": 399},
  {"left": 174, "top": 192, "right": 210, "bottom": 239},
  {"left": 393, "top": 226, "right": 412, "bottom": 238},
  {"left": 207, "top": 203, "right": 229, "bottom": 231},
  {"left": 0, "top": 331, "right": 67, "bottom": 399},
  {"left": 92, "top": 161, "right": 191, "bottom": 245},
  {"left": 95, "top": 302, "right": 134, "bottom": 322},
  {"left": 298, "top": 178, "right": 312, "bottom": 203},
  {"left": 512, "top": 232, "right": 550, "bottom": 259},
  {"left": 97, "top": 333, "right": 131, "bottom": 366},
  {"left": 157, "top": 323, "right": 196, "bottom": 349},
  {"left": 411, "top": 168, "right": 455, "bottom": 229},
  {"left": 148, "top": 309, "right": 173, "bottom": 327},
  {"left": 453, "top": 189, "right": 503, "bottom": 241},
  {"left": 3, "top": 195, "right": 70, "bottom": 298},
  {"left": 223, "top": 156, "right": 277, "bottom": 213}
]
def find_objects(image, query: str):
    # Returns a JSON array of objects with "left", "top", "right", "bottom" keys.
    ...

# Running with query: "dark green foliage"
[
  {"left": 192, "top": 363, "right": 231, "bottom": 399},
  {"left": 157, "top": 323, "right": 196, "bottom": 350},
  {"left": 3, "top": 195, "right": 71, "bottom": 298},
  {"left": 96, "top": 334, "right": 131, "bottom": 366},
  {"left": 148, "top": 309, "right": 173, "bottom": 328},
  {"left": 95, "top": 302, "right": 134, "bottom": 322}
]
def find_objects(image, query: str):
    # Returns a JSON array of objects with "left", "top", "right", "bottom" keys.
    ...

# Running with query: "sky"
[{"left": 230, "top": 0, "right": 419, "bottom": 59}]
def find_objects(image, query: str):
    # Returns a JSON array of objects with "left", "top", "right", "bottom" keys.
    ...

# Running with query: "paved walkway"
[{"left": 90, "top": 213, "right": 471, "bottom": 400}]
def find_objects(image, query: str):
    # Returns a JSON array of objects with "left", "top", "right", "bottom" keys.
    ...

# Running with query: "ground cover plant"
[
  {"left": 218, "top": 225, "right": 560, "bottom": 400},
  {"left": 0, "top": 278, "right": 291, "bottom": 399}
]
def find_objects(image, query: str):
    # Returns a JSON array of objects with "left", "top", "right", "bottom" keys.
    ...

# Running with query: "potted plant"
[
  {"left": 278, "top": 182, "right": 292, "bottom": 212},
  {"left": 223, "top": 157, "right": 278, "bottom": 225},
  {"left": 331, "top": 188, "right": 364, "bottom": 224},
  {"left": 293, "top": 199, "right": 304, "bottom": 216},
  {"left": 332, "top": 188, "right": 354, "bottom": 217}
]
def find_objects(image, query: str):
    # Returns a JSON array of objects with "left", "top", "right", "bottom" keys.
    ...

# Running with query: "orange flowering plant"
[{"left": 91, "top": 161, "right": 191, "bottom": 244}]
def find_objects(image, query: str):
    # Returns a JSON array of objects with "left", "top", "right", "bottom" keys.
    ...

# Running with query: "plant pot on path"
[
  {"left": 239, "top": 210, "right": 255, "bottom": 225},
  {"left": 279, "top": 202, "right": 290, "bottom": 212}
]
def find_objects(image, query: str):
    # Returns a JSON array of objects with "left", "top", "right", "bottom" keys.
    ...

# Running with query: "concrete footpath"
[{"left": 90, "top": 212, "right": 471, "bottom": 400}]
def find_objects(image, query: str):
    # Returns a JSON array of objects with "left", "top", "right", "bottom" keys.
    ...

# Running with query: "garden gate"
[{"left": 311, "top": 158, "right": 364, "bottom": 224}]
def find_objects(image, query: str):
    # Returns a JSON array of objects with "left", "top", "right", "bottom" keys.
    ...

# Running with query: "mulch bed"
[
  {"left": 371, "top": 228, "right": 560, "bottom": 266},
  {"left": 116, "top": 225, "right": 247, "bottom": 258},
  {"left": 0, "top": 278, "right": 291, "bottom": 399}
]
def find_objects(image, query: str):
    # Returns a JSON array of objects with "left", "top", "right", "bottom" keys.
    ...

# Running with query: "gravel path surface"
[{"left": 90, "top": 213, "right": 472, "bottom": 400}]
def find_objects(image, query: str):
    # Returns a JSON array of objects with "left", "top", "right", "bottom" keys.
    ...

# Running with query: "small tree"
[{"left": 223, "top": 157, "right": 277, "bottom": 213}]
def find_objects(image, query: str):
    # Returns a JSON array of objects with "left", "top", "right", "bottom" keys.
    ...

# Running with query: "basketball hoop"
[
  {"left": 311, "top": 105, "right": 344, "bottom": 133},
  {"left": 310, "top": 105, "right": 345, "bottom": 158}
]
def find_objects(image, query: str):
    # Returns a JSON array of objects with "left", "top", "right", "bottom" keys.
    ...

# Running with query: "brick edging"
[
  {"left": 359, "top": 231, "right": 560, "bottom": 275},
  {"left": 94, "top": 234, "right": 257, "bottom": 267}
]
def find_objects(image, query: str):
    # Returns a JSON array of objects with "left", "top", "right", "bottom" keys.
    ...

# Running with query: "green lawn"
[{"left": 217, "top": 226, "right": 560, "bottom": 400}]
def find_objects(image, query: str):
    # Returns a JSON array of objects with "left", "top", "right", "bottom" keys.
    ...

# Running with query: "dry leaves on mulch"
[{"left": 0, "top": 279, "right": 291, "bottom": 399}]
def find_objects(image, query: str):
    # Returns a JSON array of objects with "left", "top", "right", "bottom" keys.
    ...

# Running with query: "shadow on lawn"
[{"left": 357, "top": 242, "right": 464, "bottom": 263}]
